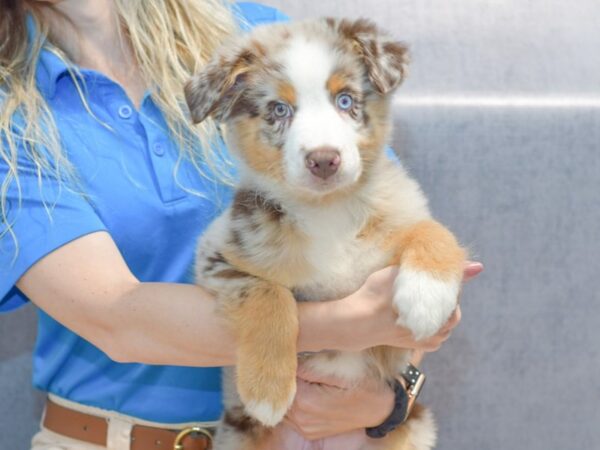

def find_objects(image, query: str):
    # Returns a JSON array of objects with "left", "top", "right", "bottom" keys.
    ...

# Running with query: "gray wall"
[{"left": 2, "top": 0, "right": 599, "bottom": 448}]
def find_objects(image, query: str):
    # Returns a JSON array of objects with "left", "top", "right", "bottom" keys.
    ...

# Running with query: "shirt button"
[
  {"left": 153, "top": 143, "right": 165, "bottom": 156},
  {"left": 118, "top": 104, "right": 133, "bottom": 119}
]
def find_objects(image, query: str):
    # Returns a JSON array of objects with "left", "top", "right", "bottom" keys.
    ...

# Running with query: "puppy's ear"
[
  {"left": 185, "top": 48, "right": 255, "bottom": 124},
  {"left": 330, "top": 18, "right": 409, "bottom": 95}
]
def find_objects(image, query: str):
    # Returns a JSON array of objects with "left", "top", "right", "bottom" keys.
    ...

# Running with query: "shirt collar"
[
  {"left": 27, "top": 15, "right": 71, "bottom": 99},
  {"left": 36, "top": 49, "right": 72, "bottom": 99}
]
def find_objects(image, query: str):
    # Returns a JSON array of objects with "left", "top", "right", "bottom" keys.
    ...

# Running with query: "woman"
[{"left": 0, "top": 0, "right": 482, "bottom": 448}]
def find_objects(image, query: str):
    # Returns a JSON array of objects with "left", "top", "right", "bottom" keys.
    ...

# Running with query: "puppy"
[{"left": 186, "top": 18, "right": 466, "bottom": 450}]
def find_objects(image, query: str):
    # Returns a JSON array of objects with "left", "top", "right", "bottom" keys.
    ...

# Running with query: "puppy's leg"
[
  {"left": 391, "top": 220, "right": 466, "bottom": 340},
  {"left": 214, "top": 394, "right": 271, "bottom": 450},
  {"left": 220, "top": 278, "right": 299, "bottom": 427}
]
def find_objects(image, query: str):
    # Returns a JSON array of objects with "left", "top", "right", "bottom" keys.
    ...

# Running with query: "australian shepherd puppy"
[{"left": 185, "top": 18, "right": 466, "bottom": 450}]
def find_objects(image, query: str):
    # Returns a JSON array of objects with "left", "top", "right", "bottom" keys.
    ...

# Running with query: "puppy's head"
[{"left": 185, "top": 18, "right": 408, "bottom": 199}]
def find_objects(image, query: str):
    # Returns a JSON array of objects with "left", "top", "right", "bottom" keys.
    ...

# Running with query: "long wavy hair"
[{"left": 0, "top": 0, "right": 238, "bottom": 254}]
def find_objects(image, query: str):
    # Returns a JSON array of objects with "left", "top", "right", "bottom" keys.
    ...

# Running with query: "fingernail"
[{"left": 464, "top": 262, "right": 484, "bottom": 279}]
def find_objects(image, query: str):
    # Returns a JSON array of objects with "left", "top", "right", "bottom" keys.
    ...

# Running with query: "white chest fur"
[
  {"left": 279, "top": 201, "right": 396, "bottom": 382},
  {"left": 290, "top": 202, "right": 389, "bottom": 302}
]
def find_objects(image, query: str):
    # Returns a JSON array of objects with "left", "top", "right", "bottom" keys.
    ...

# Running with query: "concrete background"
[{"left": 2, "top": 0, "right": 599, "bottom": 448}]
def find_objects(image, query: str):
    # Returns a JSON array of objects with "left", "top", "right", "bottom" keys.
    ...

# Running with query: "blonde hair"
[{"left": 0, "top": 0, "right": 239, "bottom": 254}]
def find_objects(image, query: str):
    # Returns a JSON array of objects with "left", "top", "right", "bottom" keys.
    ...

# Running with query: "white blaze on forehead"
[
  {"left": 280, "top": 36, "right": 336, "bottom": 105},
  {"left": 277, "top": 35, "right": 363, "bottom": 193}
]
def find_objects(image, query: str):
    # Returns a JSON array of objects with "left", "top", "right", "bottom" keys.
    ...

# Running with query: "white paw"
[
  {"left": 244, "top": 385, "right": 296, "bottom": 427},
  {"left": 393, "top": 269, "right": 460, "bottom": 340}
]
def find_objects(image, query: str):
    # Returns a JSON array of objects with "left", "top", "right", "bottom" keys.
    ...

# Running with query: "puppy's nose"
[{"left": 305, "top": 147, "right": 341, "bottom": 180}]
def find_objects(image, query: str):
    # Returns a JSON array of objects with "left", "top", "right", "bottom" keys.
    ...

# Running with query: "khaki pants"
[{"left": 31, "top": 394, "right": 218, "bottom": 450}]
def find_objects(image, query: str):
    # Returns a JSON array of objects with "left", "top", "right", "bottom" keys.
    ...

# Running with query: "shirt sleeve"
[{"left": 0, "top": 144, "right": 107, "bottom": 313}]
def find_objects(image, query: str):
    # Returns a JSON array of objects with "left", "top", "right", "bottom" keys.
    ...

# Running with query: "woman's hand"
[
  {"left": 285, "top": 261, "right": 483, "bottom": 440},
  {"left": 284, "top": 365, "right": 395, "bottom": 440},
  {"left": 329, "top": 261, "right": 484, "bottom": 353}
]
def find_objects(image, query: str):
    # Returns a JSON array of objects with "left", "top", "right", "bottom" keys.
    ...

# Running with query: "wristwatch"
[{"left": 365, "top": 363, "right": 426, "bottom": 439}]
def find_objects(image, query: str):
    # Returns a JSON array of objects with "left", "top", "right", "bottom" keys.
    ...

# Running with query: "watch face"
[{"left": 402, "top": 364, "right": 423, "bottom": 386}]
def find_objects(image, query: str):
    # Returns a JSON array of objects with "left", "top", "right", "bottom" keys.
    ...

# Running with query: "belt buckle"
[{"left": 173, "top": 426, "right": 212, "bottom": 450}]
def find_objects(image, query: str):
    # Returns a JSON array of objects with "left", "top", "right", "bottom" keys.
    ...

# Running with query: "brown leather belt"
[{"left": 43, "top": 398, "right": 214, "bottom": 449}]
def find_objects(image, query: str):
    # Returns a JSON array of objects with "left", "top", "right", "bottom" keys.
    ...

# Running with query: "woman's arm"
[
  {"left": 17, "top": 231, "right": 452, "bottom": 366},
  {"left": 284, "top": 262, "right": 483, "bottom": 440}
]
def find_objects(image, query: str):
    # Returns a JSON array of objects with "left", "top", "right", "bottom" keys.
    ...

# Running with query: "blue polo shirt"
[{"left": 0, "top": 3, "right": 287, "bottom": 423}]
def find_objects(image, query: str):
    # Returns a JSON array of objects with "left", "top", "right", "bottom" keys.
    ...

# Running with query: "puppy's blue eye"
[
  {"left": 273, "top": 102, "right": 292, "bottom": 119},
  {"left": 336, "top": 93, "right": 354, "bottom": 111}
]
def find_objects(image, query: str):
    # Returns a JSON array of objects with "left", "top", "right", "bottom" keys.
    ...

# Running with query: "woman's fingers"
[
  {"left": 296, "top": 365, "right": 348, "bottom": 389},
  {"left": 463, "top": 261, "right": 484, "bottom": 282},
  {"left": 286, "top": 372, "right": 398, "bottom": 440}
]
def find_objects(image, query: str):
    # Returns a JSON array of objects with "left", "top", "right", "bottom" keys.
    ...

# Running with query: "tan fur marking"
[
  {"left": 221, "top": 281, "right": 299, "bottom": 414},
  {"left": 277, "top": 81, "right": 296, "bottom": 105},
  {"left": 326, "top": 72, "right": 350, "bottom": 96},
  {"left": 233, "top": 117, "right": 285, "bottom": 181},
  {"left": 389, "top": 220, "right": 467, "bottom": 278}
]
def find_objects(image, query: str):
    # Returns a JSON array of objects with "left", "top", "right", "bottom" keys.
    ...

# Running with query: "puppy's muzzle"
[{"left": 305, "top": 147, "right": 341, "bottom": 180}]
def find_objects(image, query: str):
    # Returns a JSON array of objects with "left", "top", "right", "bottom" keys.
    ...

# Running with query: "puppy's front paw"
[
  {"left": 393, "top": 269, "right": 461, "bottom": 340},
  {"left": 237, "top": 361, "right": 297, "bottom": 427}
]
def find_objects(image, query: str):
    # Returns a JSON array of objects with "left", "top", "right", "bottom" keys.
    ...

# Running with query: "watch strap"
[{"left": 365, "top": 363, "right": 426, "bottom": 439}]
